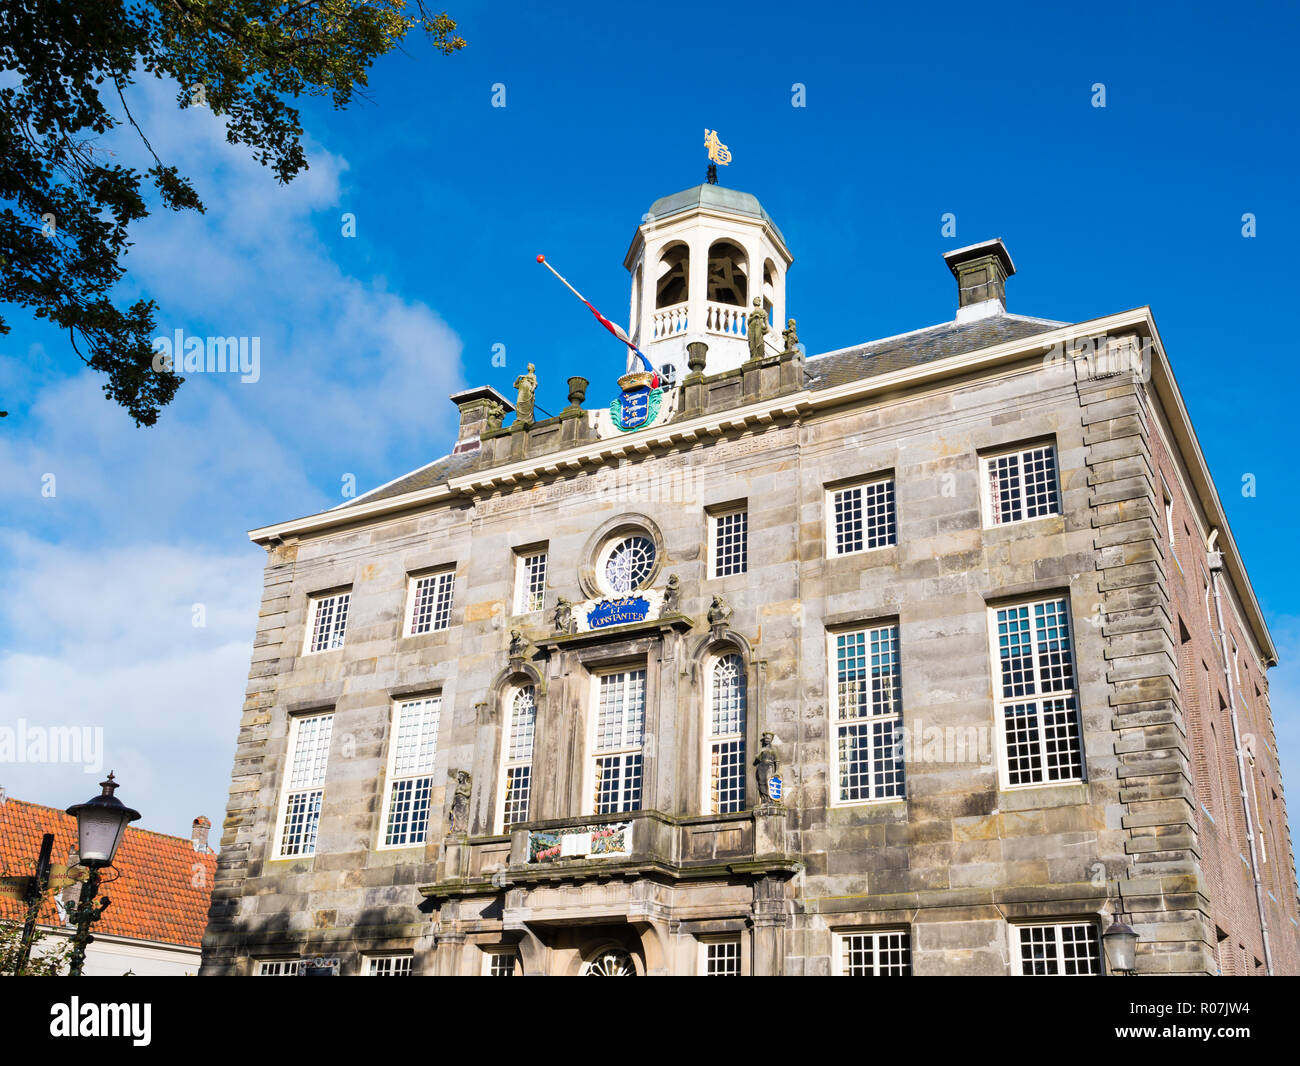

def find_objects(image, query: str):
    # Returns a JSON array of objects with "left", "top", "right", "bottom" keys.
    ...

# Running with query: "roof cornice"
[{"left": 247, "top": 308, "right": 1275, "bottom": 664}]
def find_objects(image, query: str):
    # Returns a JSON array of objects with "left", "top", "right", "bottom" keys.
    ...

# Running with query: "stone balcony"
[{"left": 419, "top": 806, "right": 799, "bottom": 907}]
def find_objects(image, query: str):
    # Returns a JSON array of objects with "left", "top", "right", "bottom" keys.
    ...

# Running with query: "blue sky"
[{"left": 1, "top": 1, "right": 1297, "bottom": 859}]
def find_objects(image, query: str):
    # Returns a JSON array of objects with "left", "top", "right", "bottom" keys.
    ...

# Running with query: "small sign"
[
  {"left": 769, "top": 774, "right": 783, "bottom": 802},
  {"left": 586, "top": 596, "right": 651, "bottom": 629}
]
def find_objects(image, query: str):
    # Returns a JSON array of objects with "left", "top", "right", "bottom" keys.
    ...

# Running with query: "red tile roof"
[{"left": 0, "top": 797, "right": 216, "bottom": 949}]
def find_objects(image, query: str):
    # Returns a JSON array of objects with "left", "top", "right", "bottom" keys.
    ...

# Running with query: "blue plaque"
[
  {"left": 586, "top": 596, "right": 651, "bottom": 629},
  {"left": 769, "top": 774, "right": 783, "bottom": 801}
]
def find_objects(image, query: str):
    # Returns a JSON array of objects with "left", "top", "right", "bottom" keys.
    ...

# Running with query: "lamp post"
[
  {"left": 64, "top": 773, "right": 140, "bottom": 977},
  {"left": 1102, "top": 912, "right": 1140, "bottom": 976}
]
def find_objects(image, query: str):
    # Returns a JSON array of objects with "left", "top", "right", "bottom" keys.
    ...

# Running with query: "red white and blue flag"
[{"left": 537, "top": 255, "right": 658, "bottom": 387}]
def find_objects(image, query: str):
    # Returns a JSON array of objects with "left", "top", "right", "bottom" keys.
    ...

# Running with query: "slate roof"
[
  {"left": 805, "top": 313, "right": 1066, "bottom": 390},
  {"left": 340, "top": 312, "right": 1067, "bottom": 511},
  {"left": 0, "top": 797, "right": 216, "bottom": 949},
  {"left": 339, "top": 447, "right": 479, "bottom": 509}
]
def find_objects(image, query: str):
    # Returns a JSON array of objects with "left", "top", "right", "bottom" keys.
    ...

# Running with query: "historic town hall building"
[{"left": 202, "top": 180, "right": 1300, "bottom": 976}]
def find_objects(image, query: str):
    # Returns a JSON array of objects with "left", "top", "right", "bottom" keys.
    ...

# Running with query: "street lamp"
[
  {"left": 1102, "top": 912, "right": 1139, "bottom": 976},
  {"left": 64, "top": 773, "right": 140, "bottom": 977}
]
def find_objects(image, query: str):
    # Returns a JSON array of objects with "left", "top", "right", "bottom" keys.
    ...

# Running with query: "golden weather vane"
[{"left": 703, "top": 129, "right": 731, "bottom": 184}]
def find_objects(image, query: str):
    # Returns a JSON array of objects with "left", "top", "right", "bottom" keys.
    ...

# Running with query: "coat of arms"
[{"left": 610, "top": 371, "right": 662, "bottom": 432}]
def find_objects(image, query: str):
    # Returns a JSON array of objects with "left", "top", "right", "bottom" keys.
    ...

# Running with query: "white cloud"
[
  {"left": 0, "top": 73, "right": 467, "bottom": 842},
  {"left": 0, "top": 534, "right": 262, "bottom": 837}
]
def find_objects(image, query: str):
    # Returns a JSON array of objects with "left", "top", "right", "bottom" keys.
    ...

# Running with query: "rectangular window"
[
  {"left": 407, "top": 569, "right": 456, "bottom": 635},
  {"left": 514, "top": 551, "right": 547, "bottom": 614},
  {"left": 485, "top": 950, "right": 518, "bottom": 977},
  {"left": 831, "top": 624, "right": 905, "bottom": 803},
  {"left": 703, "top": 939, "right": 741, "bottom": 976},
  {"left": 500, "top": 686, "right": 537, "bottom": 829},
  {"left": 983, "top": 444, "right": 1060, "bottom": 526},
  {"left": 710, "top": 508, "right": 748, "bottom": 577},
  {"left": 706, "top": 654, "right": 747, "bottom": 814},
  {"left": 592, "top": 669, "right": 646, "bottom": 814},
  {"left": 992, "top": 597, "right": 1084, "bottom": 787},
  {"left": 1014, "top": 922, "right": 1101, "bottom": 975},
  {"left": 839, "top": 931, "right": 912, "bottom": 976},
  {"left": 305, "top": 591, "right": 350, "bottom": 653},
  {"left": 256, "top": 959, "right": 300, "bottom": 976},
  {"left": 381, "top": 697, "right": 441, "bottom": 847},
  {"left": 277, "top": 712, "right": 333, "bottom": 857},
  {"left": 364, "top": 955, "right": 413, "bottom": 976},
  {"left": 829, "top": 478, "right": 896, "bottom": 556},
  {"left": 1165, "top": 498, "right": 1178, "bottom": 558}
]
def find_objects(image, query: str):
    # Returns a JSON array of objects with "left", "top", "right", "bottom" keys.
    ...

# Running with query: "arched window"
[
  {"left": 706, "top": 653, "right": 747, "bottom": 813},
  {"left": 656, "top": 244, "right": 689, "bottom": 308},
  {"left": 706, "top": 241, "right": 748, "bottom": 306},
  {"left": 500, "top": 685, "right": 536, "bottom": 829}
]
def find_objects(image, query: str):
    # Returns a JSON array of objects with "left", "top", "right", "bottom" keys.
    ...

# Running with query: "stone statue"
[
  {"left": 782, "top": 318, "right": 800, "bottom": 355},
  {"left": 755, "top": 732, "right": 779, "bottom": 804},
  {"left": 747, "top": 298, "right": 768, "bottom": 361},
  {"left": 448, "top": 769, "right": 472, "bottom": 832},
  {"left": 513, "top": 363, "right": 537, "bottom": 424},
  {"left": 661, "top": 573, "right": 680, "bottom": 616},
  {"left": 484, "top": 400, "right": 505, "bottom": 432},
  {"left": 508, "top": 628, "right": 526, "bottom": 659},
  {"left": 553, "top": 596, "right": 574, "bottom": 634},
  {"left": 707, "top": 594, "right": 732, "bottom": 627}
]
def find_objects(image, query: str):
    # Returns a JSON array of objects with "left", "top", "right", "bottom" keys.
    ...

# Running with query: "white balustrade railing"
[
  {"left": 651, "top": 302, "right": 688, "bottom": 340},
  {"left": 706, "top": 301, "right": 747, "bottom": 337}
]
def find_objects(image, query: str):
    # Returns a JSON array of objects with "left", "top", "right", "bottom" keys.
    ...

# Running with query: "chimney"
[
  {"left": 943, "top": 238, "right": 1015, "bottom": 323},
  {"left": 449, "top": 386, "right": 514, "bottom": 454},
  {"left": 192, "top": 815, "right": 211, "bottom": 852}
]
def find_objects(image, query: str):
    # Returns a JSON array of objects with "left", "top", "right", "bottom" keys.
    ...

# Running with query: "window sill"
[
  {"left": 996, "top": 780, "right": 1088, "bottom": 809},
  {"left": 828, "top": 797, "right": 908, "bottom": 811},
  {"left": 982, "top": 512, "right": 1064, "bottom": 536}
]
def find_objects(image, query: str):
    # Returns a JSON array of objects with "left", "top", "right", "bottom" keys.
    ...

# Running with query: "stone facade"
[{"left": 201, "top": 188, "right": 1299, "bottom": 976}]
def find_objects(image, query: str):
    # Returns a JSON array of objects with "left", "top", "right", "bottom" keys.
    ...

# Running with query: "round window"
[{"left": 600, "top": 534, "right": 656, "bottom": 595}]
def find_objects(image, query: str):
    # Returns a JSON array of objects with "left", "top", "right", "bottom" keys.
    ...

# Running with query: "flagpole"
[
  {"left": 536, "top": 254, "right": 658, "bottom": 386},
  {"left": 536, "top": 256, "right": 591, "bottom": 306}
]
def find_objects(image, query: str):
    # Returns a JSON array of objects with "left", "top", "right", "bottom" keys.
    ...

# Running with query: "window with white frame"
[
  {"left": 406, "top": 569, "right": 456, "bottom": 635},
  {"left": 256, "top": 959, "right": 300, "bottom": 976},
  {"left": 710, "top": 507, "right": 748, "bottom": 577},
  {"left": 991, "top": 597, "right": 1084, "bottom": 787},
  {"left": 591, "top": 669, "right": 646, "bottom": 814},
  {"left": 381, "top": 696, "right": 441, "bottom": 847},
  {"left": 500, "top": 685, "right": 536, "bottom": 829},
  {"left": 1014, "top": 922, "right": 1101, "bottom": 975},
  {"left": 276, "top": 712, "right": 333, "bottom": 857},
  {"left": 831, "top": 624, "right": 905, "bottom": 803},
  {"left": 982, "top": 443, "right": 1060, "bottom": 526},
  {"left": 829, "top": 478, "right": 896, "bottom": 556},
  {"left": 839, "top": 930, "right": 912, "bottom": 976},
  {"left": 305, "top": 591, "right": 350, "bottom": 653},
  {"left": 484, "top": 949, "right": 519, "bottom": 976},
  {"left": 364, "top": 955, "right": 413, "bottom": 976},
  {"left": 598, "top": 534, "right": 657, "bottom": 595},
  {"left": 706, "top": 654, "right": 747, "bottom": 814},
  {"left": 702, "top": 938, "right": 741, "bottom": 976},
  {"left": 514, "top": 550, "right": 547, "bottom": 614},
  {"left": 1163, "top": 491, "right": 1179, "bottom": 566}
]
